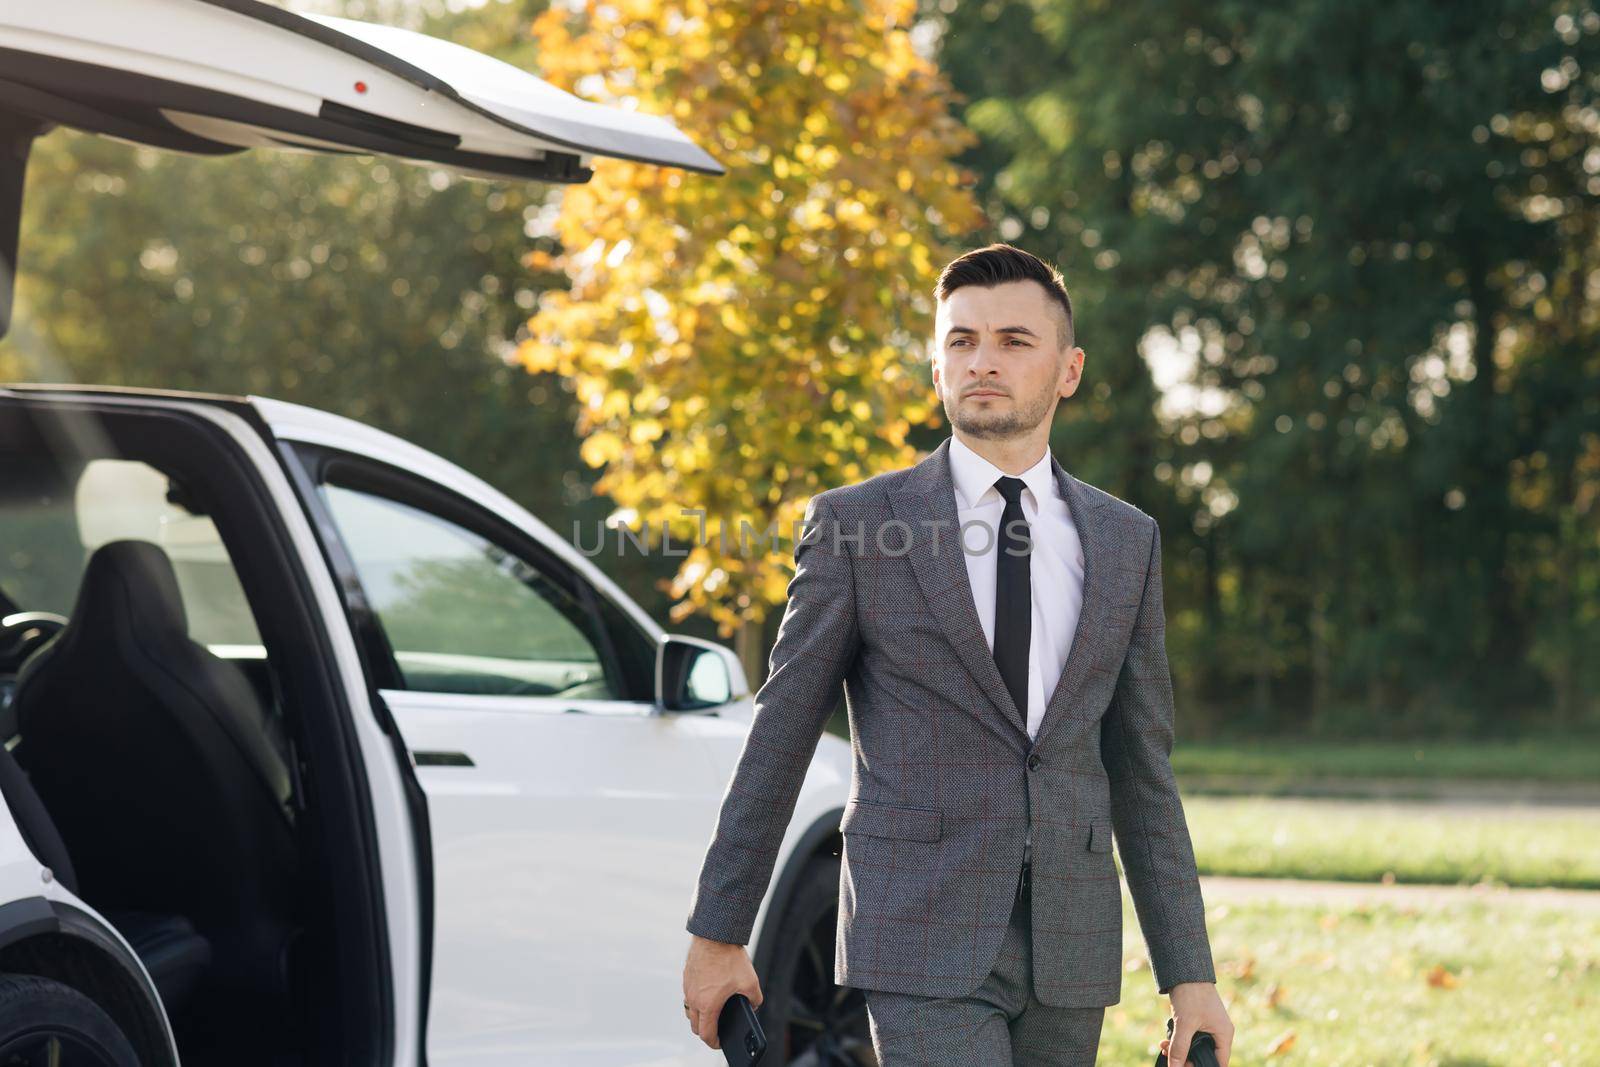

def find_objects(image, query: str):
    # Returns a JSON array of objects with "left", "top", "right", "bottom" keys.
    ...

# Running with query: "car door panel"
[
  {"left": 385, "top": 690, "right": 729, "bottom": 1065},
  {"left": 295, "top": 449, "right": 732, "bottom": 1064}
]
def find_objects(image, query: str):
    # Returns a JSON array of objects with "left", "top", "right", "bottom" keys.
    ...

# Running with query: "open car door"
[{"left": 0, "top": 0, "right": 724, "bottom": 333}]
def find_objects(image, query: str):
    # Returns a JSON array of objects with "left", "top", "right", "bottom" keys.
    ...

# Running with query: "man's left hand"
[{"left": 1161, "top": 981, "right": 1232, "bottom": 1066}]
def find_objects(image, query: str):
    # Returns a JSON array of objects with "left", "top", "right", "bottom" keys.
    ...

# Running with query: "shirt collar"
[{"left": 947, "top": 433, "right": 1059, "bottom": 511}]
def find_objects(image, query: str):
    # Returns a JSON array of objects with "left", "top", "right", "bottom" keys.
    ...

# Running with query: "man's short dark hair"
[{"left": 935, "top": 243, "right": 1075, "bottom": 349}]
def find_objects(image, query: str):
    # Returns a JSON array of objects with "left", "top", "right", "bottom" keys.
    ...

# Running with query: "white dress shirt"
[{"left": 947, "top": 433, "right": 1085, "bottom": 740}]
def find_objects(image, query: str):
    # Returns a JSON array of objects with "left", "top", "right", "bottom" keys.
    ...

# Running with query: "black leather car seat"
[
  {"left": 0, "top": 738, "right": 211, "bottom": 1007},
  {"left": 9, "top": 539, "right": 300, "bottom": 1005}
]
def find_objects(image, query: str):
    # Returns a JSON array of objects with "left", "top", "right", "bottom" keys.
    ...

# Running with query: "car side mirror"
[{"left": 656, "top": 634, "right": 748, "bottom": 713}]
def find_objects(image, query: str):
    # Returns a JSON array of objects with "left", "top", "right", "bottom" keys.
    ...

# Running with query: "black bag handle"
[{"left": 1153, "top": 1014, "right": 1221, "bottom": 1067}]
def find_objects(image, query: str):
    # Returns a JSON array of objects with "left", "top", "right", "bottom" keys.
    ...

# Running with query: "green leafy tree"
[{"left": 928, "top": 0, "right": 1600, "bottom": 732}]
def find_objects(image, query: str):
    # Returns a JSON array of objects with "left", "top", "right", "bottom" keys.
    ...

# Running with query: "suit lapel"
[
  {"left": 1031, "top": 452, "right": 1111, "bottom": 748},
  {"left": 889, "top": 437, "right": 1028, "bottom": 737}
]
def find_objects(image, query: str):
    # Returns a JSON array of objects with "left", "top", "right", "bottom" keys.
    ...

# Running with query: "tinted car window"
[{"left": 320, "top": 483, "right": 620, "bottom": 699}]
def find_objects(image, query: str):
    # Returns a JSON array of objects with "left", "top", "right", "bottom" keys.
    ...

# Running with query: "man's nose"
[{"left": 968, "top": 340, "right": 1004, "bottom": 374}]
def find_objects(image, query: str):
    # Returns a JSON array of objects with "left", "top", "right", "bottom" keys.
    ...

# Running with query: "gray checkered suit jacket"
[{"left": 685, "top": 435, "right": 1216, "bottom": 1008}]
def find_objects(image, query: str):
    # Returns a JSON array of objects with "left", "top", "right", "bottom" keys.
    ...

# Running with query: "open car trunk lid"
[{"left": 0, "top": 0, "right": 724, "bottom": 334}]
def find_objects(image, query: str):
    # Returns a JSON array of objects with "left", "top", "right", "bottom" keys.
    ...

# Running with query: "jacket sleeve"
[
  {"left": 1099, "top": 517, "right": 1217, "bottom": 995},
  {"left": 685, "top": 491, "right": 861, "bottom": 946}
]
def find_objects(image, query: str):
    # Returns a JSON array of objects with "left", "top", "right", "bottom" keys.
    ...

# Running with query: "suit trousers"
[{"left": 862, "top": 860, "right": 1106, "bottom": 1066}]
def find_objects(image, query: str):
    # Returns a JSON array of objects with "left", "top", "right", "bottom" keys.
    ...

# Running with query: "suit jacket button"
[{"left": 1027, "top": 753, "right": 1041, "bottom": 771}]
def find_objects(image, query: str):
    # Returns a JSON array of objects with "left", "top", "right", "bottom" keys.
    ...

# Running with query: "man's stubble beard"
[{"left": 940, "top": 360, "right": 1062, "bottom": 441}]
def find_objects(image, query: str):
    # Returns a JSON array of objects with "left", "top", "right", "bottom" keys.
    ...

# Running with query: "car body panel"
[
  {"left": 0, "top": 385, "right": 425, "bottom": 1063},
  {"left": 381, "top": 688, "right": 731, "bottom": 1064},
  {"left": 367, "top": 693, "right": 852, "bottom": 1065},
  {"left": 0, "top": 0, "right": 724, "bottom": 180},
  {"left": 0, "top": 383, "right": 855, "bottom": 1064},
  {"left": 0, "top": 0, "right": 723, "bottom": 335},
  {"left": 255, "top": 393, "right": 854, "bottom": 1063},
  {"left": 0, "top": 812, "right": 178, "bottom": 1058}
]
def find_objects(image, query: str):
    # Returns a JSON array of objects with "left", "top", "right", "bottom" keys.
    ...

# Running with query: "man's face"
[{"left": 932, "top": 279, "right": 1083, "bottom": 440}]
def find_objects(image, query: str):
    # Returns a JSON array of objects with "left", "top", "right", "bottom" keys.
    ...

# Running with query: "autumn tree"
[
  {"left": 519, "top": 0, "right": 985, "bottom": 679},
  {"left": 0, "top": 0, "right": 712, "bottom": 641}
]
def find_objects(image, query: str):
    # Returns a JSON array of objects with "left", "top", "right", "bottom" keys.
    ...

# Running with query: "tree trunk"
[
  {"left": 1465, "top": 269, "right": 1525, "bottom": 687},
  {"left": 1309, "top": 579, "right": 1330, "bottom": 730},
  {"left": 1249, "top": 564, "right": 1272, "bottom": 720},
  {"left": 1553, "top": 458, "right": 1578, "bottom": 726},
  {"left": 735, "top": 616, "right": 767, "bottom": 695}
]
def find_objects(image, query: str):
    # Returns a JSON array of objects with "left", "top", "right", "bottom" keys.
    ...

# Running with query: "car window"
[
  {"left": 319, "top": 483, "right": 621, "bottom": 699},
  {"left": 0, "top": 457, "right": 262, "bottom": 648}
]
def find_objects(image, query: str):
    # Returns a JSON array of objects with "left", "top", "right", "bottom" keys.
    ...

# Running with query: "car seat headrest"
[{"left": 73, "top": 539, "right": 188, "bottom": 641}]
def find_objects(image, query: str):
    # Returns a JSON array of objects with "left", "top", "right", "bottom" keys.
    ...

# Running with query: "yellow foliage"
[{"left": 518, "top": 0, "right": 984, "bottom": 635}]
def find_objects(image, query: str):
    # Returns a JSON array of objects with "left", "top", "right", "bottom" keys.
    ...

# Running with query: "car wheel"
[
  {"left": 0, "top": 973, "right": 140, "bottom": 1066},
  {"left": 759, "top": 854, "right": 876, "bottom": 1066}
]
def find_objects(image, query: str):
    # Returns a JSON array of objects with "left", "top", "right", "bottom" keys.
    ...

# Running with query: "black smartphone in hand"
[
  {"left": 717, "top": 992, "right": 767, "bottom": 1066},
  {"left": 1153, "top": 1014, "right": 1220, "bottom": 1067}
]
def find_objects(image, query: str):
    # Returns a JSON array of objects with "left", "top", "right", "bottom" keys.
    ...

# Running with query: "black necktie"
[{"left": 992, "top": 475, "right": 1031, "bottom": 722}]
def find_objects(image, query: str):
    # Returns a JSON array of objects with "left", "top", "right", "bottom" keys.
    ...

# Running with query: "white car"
[{"left": 0, "top": 4, "right": 862, "bottom": 1066}]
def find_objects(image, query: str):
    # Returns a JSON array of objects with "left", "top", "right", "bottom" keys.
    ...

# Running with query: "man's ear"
[{"left": 1058, "top": 347, "right": 1084, "bottom": 399}]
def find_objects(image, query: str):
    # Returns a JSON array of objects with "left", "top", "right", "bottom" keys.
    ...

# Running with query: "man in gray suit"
[{"left": 682, "top": 244, "right": 1234, "bottom": 1065}]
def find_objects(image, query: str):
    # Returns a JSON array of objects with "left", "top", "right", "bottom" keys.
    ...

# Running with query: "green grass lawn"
[
  {"left": 1099, "top": 893, "right": 1598, "bottom": 1066},
  {"left": 812, "top": 716, "right": 1600, "bottom": 1060},
  {"left": 1171, "top": 738, "right": 1600, "bottom": 784},
  {"left": 1181, "top": 794, "right": 1600, "bottom": 890},
  {"left": 826, "top": 712, "right": 1600, "bottom": 786}
]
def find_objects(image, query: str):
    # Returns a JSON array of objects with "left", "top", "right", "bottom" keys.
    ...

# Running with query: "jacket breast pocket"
[{"left": 839, "top": 799, "right": 943, "bottom": 842}]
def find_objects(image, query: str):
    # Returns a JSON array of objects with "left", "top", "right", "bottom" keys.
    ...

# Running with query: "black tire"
[
  {"left": 0, "top": 973, "right": 140, "bottom": 1066},
  {"left": 758, "top": 854, "right": 876, "bottom": 1066}
]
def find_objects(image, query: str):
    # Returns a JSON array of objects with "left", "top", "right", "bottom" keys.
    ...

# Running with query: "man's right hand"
[{"left": 682, "top": 933, "right": 764, "bottom": 1050}]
